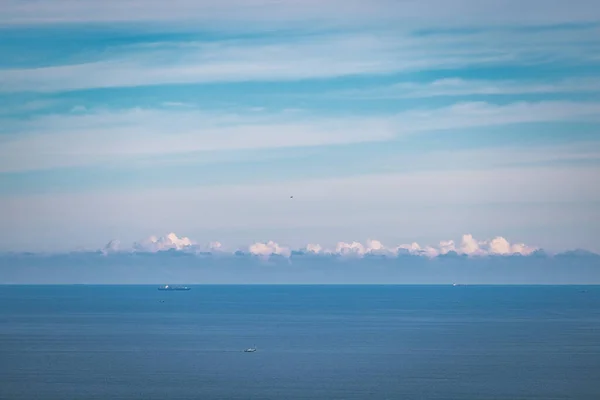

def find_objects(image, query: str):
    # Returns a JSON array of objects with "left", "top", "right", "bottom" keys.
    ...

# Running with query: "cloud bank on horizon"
[
  {"left": 1, "top": 0, "right": 600, "bottom": 256},
  {"left": 100, "top": 232, "right": 544, "bottom": 258},
  {"left": 4, "top": 231, "right": 599, "bottom": 285},
  {"left": 4, "top": 229, "right": 600, "bottom": 285}
]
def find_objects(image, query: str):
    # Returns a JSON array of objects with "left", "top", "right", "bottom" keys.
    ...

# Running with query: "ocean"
[{"left": 1, "top": 285, "right": 599, "bottom": 399}]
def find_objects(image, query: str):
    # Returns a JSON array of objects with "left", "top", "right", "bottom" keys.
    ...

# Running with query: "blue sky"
[{"left": 1, "top": 0, "right": 600, "bottom": 254}]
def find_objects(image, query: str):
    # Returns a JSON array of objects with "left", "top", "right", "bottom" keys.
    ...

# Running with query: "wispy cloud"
[
  {"left": 0, "top": 108, "right": 395, "bottom": 172},
  {"left": 332, "top": 77, "right": 600, "bottom": 99},
  {"left": 1, "top": 101, "right": 599, "bottom": 172},
  {"left": 1, "top": 24, "right": 598, "bottom": 93},
  {"left": 161, "top": 101, "right": 196, "bottom": 108},
  {"left": 0, "top": 33, "right": 494, "bottom": 92}
]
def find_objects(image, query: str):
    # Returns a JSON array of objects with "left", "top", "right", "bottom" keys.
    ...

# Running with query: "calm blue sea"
[{"left": 1, "top": 285, "right": 599, "bottom": 399}]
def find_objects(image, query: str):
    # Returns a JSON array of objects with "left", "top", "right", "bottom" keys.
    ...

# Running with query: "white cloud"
[
  {"left": 303, "top": 243, "right": 323, "bottom": 254},
  {"left": 394, "top": 242, "right": 439, "bottom": 258},
  {"left": 395, "top": 101, "right": 600, "bottom": 135},
  {"left": 334, "top": 77, "right": 600, "bottom": 99},
  {"left": 334, "top": 234, "right": 537, "bottom": 258},
  {"left": 486, "top": 236, "right": 537, "bottom": 256},
  {"left": 396, "top": 242, "right": 422, "bottom": 254},
  {"left": 457, "top": 234, "right": 538, "bottom": 256},
  {"left": 206, "top": 241, "right": 224, "bottom": 252},
  {"left": 488, "top": 236, "right": 512, "bottom": 255},
  {"left": 2, "top": 101, "right": 599, "bottom": 173},
  {"left": 0, "top": 33, "right": 410, "bottom": 93},
  {"left": 1, "top": 22, "right": 598, "bottom": 94},
  {"left": 248, "top": 241, "right": 291, "bottom": 257},
  {"left": 330, "top": 239, "right": 396, "bottom": 257},
  {"left": 510, "top": 243, "right": 537, "bottom": 256},
  {"left": 460, "top": 234, "right": 482, "bottom": 255},
  {"left": 335, "top": 241, "right": 367, "bottom": 256},
  {"left": 0, "top": 107, "right": 395, "bottom": 172},
  {"left": 132, "top": 232, "right": 194, "bottom": 252},
  {"left": 438, "top": 240, "right": 457, "bottom": 255},
  {"left": 365, "top": 239, "right": 387, "bottom": 254},
  {"left": 327, "top": 234, "right": 540, "bottom": 258},
  {"left": 112, "top": 232, "right": 539, "bottom": 258}
]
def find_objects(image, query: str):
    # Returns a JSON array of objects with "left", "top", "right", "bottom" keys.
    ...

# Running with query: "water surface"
[{"left": 1, "top": 285, "right": 599, "bottom": 399}]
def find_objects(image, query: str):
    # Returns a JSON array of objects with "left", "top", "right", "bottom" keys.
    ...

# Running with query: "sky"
[{"left": 1, "top": 0, "right": 600, "bottom": 261}]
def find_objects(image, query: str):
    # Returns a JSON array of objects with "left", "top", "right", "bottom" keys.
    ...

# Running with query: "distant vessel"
[
  {"left": 244, "top": 345, "right": 257, "bottom": 353},
  {"left": 158, "top": 285, "right": 190, "bottom": 291}
]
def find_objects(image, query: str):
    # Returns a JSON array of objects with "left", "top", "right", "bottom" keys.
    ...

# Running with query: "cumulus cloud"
[
  {"left": 132, "top": 232, "right": 194, "bottom": 252},
  {"left": 300, "top": 239, "right": 395, "bottom": 257},
  {"left": 455, "top": 234, "right": 537, "bottom": 256},
  {"left": 206, "top": 241, "right": 224, "bottom": 252},
  {"left": 394, "top": 242, "right": 439, "bottom": 257},
  {"left": 106, "top": 232, "right": 539, "bottom": 258},
  {"left": 460, "top": 234, "right": 481, "bottom": 255},
  {"left": 248, "top": 241, "right": 291, "bottom": 257},
  {"left": 439, "top": 240, "right": 456, "bottom": 255},
  {"left": 335, "top": 241, "right": 367, "bottom": 256},
  {"left": 509, "top": 243, "right": 537, "bottom": 256},
  {"left": 303, "top": 243, "right": 323, "bottom": 254}
]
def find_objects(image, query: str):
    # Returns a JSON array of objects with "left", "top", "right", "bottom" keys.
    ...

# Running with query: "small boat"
[
  {"left": 158, "top": 285, "right": 190, "bottom": 291},
  {"left": 244, "top": 345, "right": 257, "bottom": 353}
]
